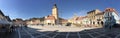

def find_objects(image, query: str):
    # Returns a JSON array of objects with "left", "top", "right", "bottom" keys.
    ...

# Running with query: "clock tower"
[{"left": 52, "top": 4, "right": 59, "bottom": 24}]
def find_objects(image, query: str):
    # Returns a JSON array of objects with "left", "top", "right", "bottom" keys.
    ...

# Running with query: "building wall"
[
  {"left": 0, "top": 15, "right": 4, "bottom": 19},
  {"left": 104, "top": 12, "right": 119, "bottom": 26},
  {"left": 87, "top": 9, "right": 101, "bottom": 25},
  {"left": 82, "top": 18, "right": 90, "bottom": 24},
  {"left": 52, "top": 7, "right": 58, "bottom": 20},
  {"left": 112, "top": 12, "right": 119, "bottom": 23},
  {"left": 44, "top": 20, "right": 55, "bottom": 25},
  {"left": 32, "top": 20, "right": 40, "bottom": 25},
  {"left": 26, "top": 19, "right": 41, "bottom": 25},
  {"left": 95, "top": 14, "right": 104, "bottom": 26}
]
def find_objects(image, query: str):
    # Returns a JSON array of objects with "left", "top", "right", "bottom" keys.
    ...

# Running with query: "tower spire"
[{"left": 53, "top": 3, "right": 57, "bottom": 8}]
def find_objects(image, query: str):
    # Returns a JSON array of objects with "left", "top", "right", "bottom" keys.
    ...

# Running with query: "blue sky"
[{"left": 0, "top": 0, "right": 120, "bottom": 19}]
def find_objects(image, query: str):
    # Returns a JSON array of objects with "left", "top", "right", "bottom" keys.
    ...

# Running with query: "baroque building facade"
[
  {"left": 69, "top": 8, "right": 119, "bottom": 27},
  {"left": 87, "top": 9, "right": 102, "bottom": 25},
  {"left": 103, "top": 8, "right": 120, "bottom": 28}
]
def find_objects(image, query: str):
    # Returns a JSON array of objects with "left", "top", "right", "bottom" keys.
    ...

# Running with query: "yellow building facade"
[
  {"left": 69, "top": 9, "right": 104, "bottom": 27},
  {"left": 87, "top": 9, "right": 101, "bottom": 25}
]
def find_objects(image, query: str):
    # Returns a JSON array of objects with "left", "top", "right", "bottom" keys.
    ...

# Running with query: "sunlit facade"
[
  {"left": 44, "top": 15, "right": 56, "bottom": 25},
  {"left": 103, "top": 8, "right": 119, "bottom": 27},
  {"left": 87, "top": 9, "right": 102, "bottom": 25}
]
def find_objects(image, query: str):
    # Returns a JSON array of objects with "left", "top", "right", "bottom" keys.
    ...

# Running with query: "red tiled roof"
[
  {"left": 45, "top": 15, "right": 55, "bottom": 20},
  {"left": 105, "top": 8, "right": 116, "bottom": 12},
  {"left": 105, "top": 8, "right": 118, "bottom": 15},
  {"left": 75, "top": 16, "right": 87, "bottom": 20}
]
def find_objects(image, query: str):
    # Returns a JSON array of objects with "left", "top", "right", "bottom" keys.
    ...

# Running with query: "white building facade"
[{"left": 103, "top": 8, "right": 119, "bottom": 28}]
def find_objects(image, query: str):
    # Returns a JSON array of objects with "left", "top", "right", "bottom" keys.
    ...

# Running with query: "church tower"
[
  {"left": 52, "top": 4, "right": 59, "bottom": 24},
  {"left": 52, "top": 4, "right": 58, "bottom": 20}
]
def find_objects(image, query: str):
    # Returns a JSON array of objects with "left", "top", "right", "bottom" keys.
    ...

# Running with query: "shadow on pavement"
[
  {"left": 22, "top": 26, "right": 120, "bottom": 38},
  {"left": 1, "top": 25, "right": 120, "bottom": 38},
  {"left": 0, "top": 29, "right": 18, "bottom": 38}
]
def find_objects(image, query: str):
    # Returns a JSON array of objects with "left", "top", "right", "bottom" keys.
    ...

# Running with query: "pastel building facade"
[
  {"left": 25, "top": 18, "right": 44, "bottom": 25},
  {"left": 103, "top": 8, "right": 119, "bottom": 27},
  {"left": 44, "top": 15, "right": 56, "bottom": 25},
  {"left": 87, "top": 9, "right": 102, "bottom": 25}
]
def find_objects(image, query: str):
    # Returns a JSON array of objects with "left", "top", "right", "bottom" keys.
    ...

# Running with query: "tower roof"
[
  {"left": 53, "top": 3, "right": 57, "bottom": 8},
  {"left": 54, "top": 3, "right": 57, "bottom": 6},
  {"left": 105, "top": 8, "right": 116, "bottom": 12}
]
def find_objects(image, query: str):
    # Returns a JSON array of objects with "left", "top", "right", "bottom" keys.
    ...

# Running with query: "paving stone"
[
  {"left": 32, "top": 33, "right": 41, "bottom": 37},
  {"left": 37, "top": 36, "right": 49, "bottom": 38},
  {"left": 117, "top": 36, "right": 120, "bottom": 38},
  {"left": 84, "top": 30, "right": 95, "bottom": 33},
  {"left": 80, "top": 34, "right": 92, "bottom": 38},
  {"left": 46, "top": 33, "right": 56, "bottom": 37},
  {"left": 79, "top": 32, "right": 87, "bottom": 35},
  {"left": 69, "top": 32, "right": 77, "bottom": 36},
  {"left": 90, "top": 33, "right": 101, "bottom": 37},
  {"left": 69, "top": 32, "right": 77, "bottom": 34},
  {"left": 21, "top": 35, "right": 31, "bottom": 38},
  {"left": 20, "top": 31, "right": 28, "bottom": 35},
  {"left": 51, "top": 32, "right": 59, "bottom": 34},
  {"left": 97, "top": 36, "right": 109, "bottom": 38},
  {"left": 39, "top": 32, "right": 49, "bottom": 34},
  {"left": 105, "top": 33, "right": 119, "bottom": 38},
  {"left": 59, "top": 32, "right": 68, "bottom": 35},
  {"left": 20, "top": 27, "right": 120, "bottom": 38},
  {"left": 54, "top": 35, "right": 66, "bottom": 38},
  {"left": 68, "top": 35, "right": 79, "bottom": 38},
  {"left": 27, "top": 31, "right": 36, "bottom": 34},
  {"left": 94, "top": 30, "right": 104, "bottom": 32},
  {"left": 98, "top": 31, "right": 106, "bottom": 34}
]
